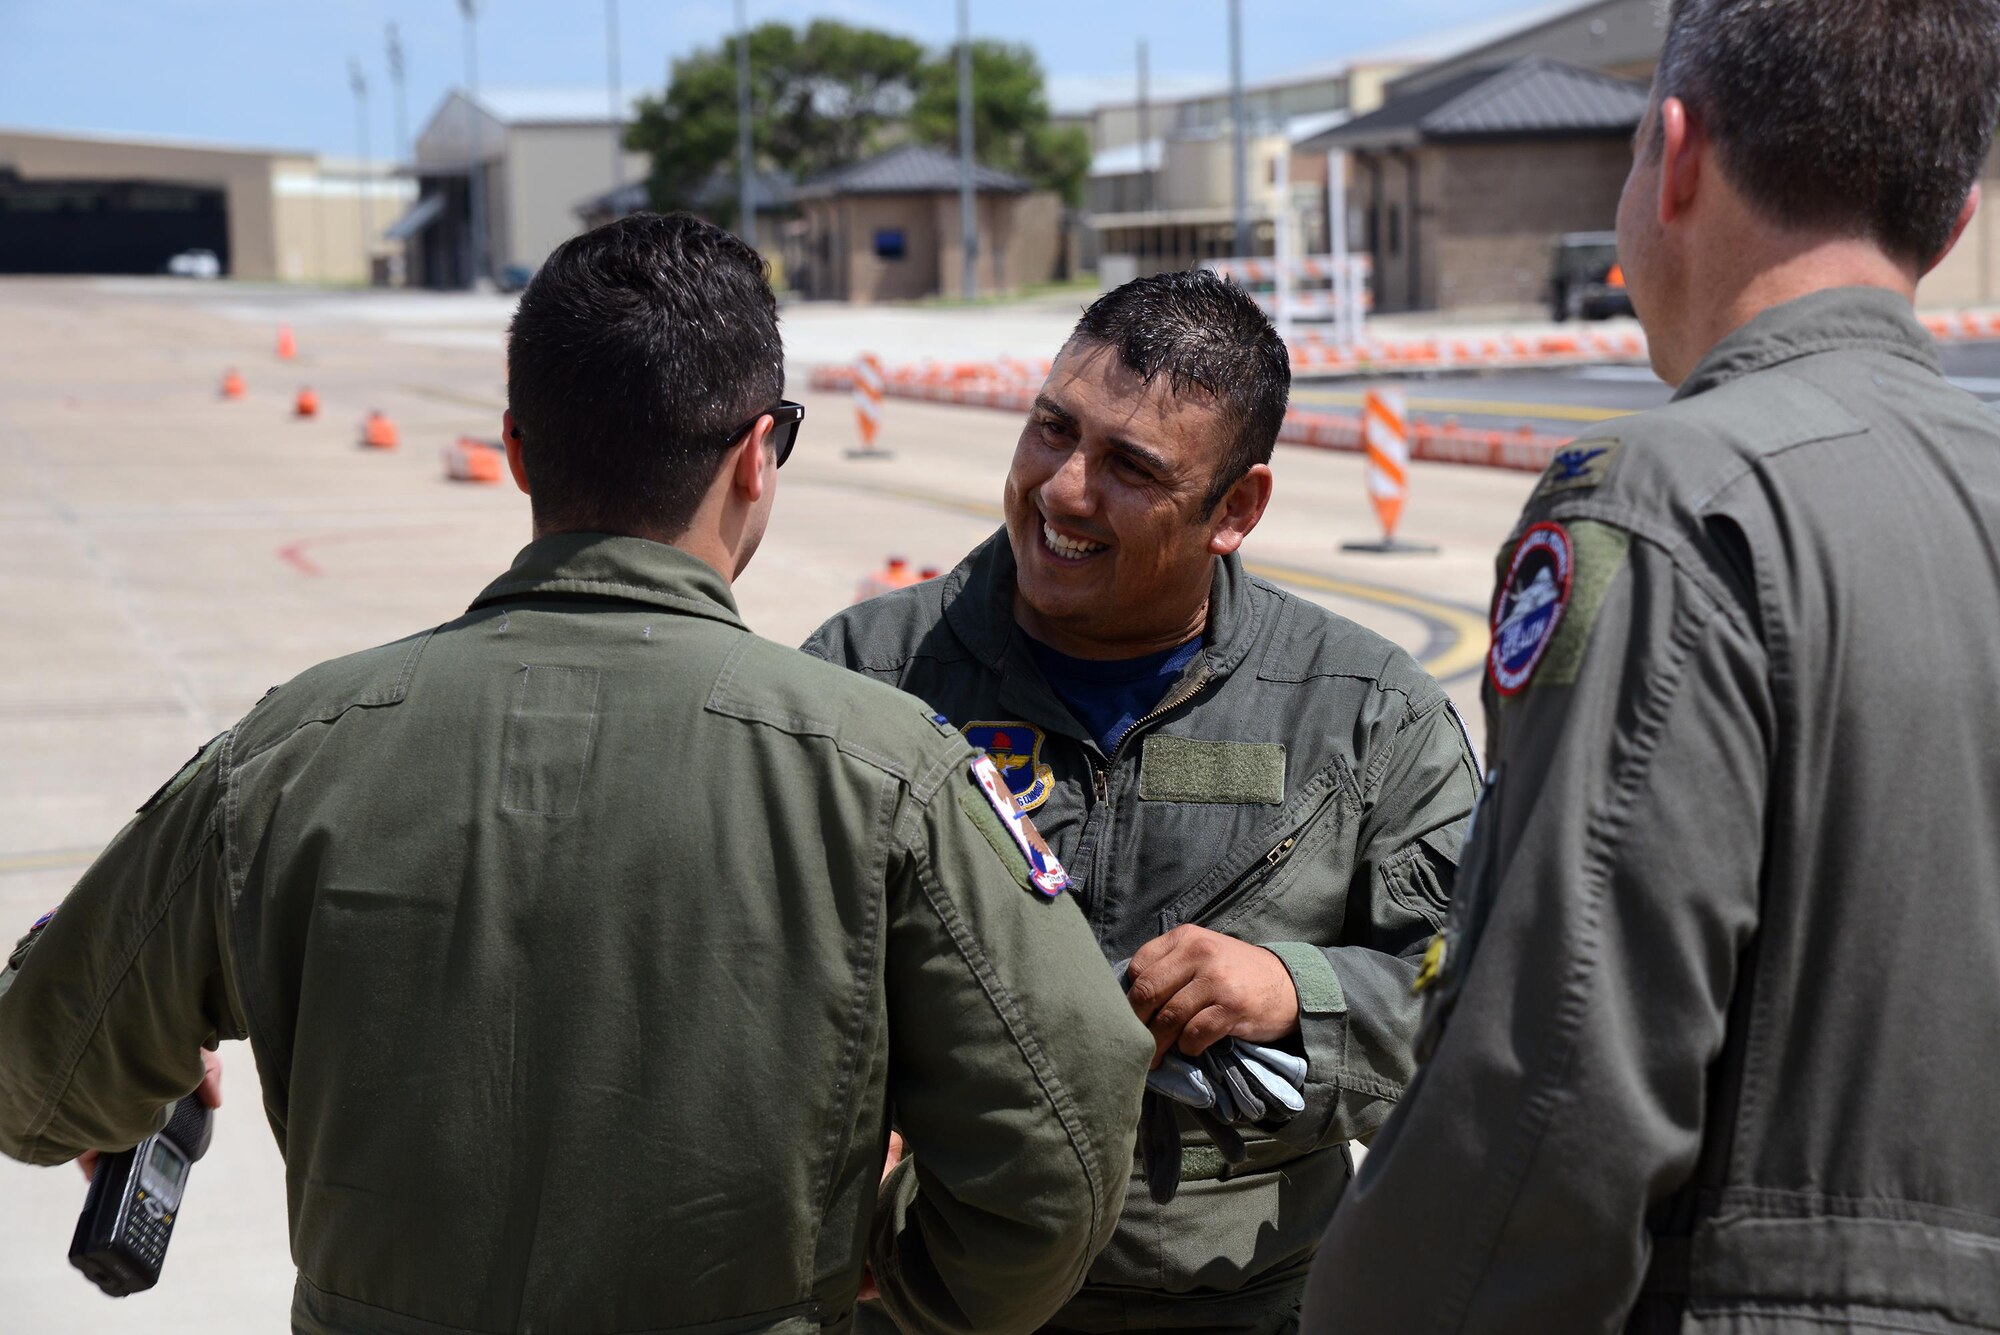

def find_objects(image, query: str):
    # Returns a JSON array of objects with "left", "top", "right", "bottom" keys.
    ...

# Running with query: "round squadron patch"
[
  {"left": 969, "top": 754, "right": 1070, "bottom": 897},
  {"left": 1489, "top": 522, "right": 1574, "bottom": 696}
]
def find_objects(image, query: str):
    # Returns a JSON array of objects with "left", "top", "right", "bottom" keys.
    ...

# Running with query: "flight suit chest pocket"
[
  {"left": 1157, "top": 764, "right": 1353, "bottom": 935},
  {"left": 501, "top": 665, "right": 601, "bottom": 818}
]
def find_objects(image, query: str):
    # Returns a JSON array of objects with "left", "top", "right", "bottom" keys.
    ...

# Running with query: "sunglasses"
[{"left": 723, "top": 399, "right": 806, "bottom": 468}]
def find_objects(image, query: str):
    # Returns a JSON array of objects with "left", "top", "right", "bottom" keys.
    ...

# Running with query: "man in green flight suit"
[
  {"left": 0, "top": 212, "right": 1151, "bottom": 1335},
  {"left": 806, "top": 270, "right": 1479, "bottom": 1332},
  {"left": 1307, "top": 2, "right": 2000, "bottom": 1332}
]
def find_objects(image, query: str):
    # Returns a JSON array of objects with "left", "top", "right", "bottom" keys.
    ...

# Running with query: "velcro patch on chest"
[
  {"left": 969, "top": 755, "right": 1069, "bottom": 896},
  {"left": 1136, "top": 736, "right": 1286, "bottom": 805}
]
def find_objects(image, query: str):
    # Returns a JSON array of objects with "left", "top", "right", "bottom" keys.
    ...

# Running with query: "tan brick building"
[
  {"left": 1303, "top": 58, "right": 1648, "bottom": 315},
  {"left": 795, "top": 145, "right": 1063, "bottom": 304}
]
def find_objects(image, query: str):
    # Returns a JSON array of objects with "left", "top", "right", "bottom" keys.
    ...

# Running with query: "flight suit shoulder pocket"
[{"left": 1138, "top": 736, "right": 1286, "bottom": 805}]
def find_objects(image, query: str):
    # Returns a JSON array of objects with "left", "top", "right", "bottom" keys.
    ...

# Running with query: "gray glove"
[{"left": 1116, "top": 959, "right": 1309, "bottom": 1203}]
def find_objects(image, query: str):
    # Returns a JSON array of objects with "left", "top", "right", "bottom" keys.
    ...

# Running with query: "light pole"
[
  {"left": 607, "top": 0, "right": 625, "bottom": 192},
  {"left": 386, "top": 23, "right": 409, "bottom": 165},
  {"left": 1138, "top": 38, "right": 1153, "bottom": 214},
  {"left": 349, "top": 59, "right": 373, "bottom": 282},
  {"left": 1229, "top": 0, "right": 1249, "bottom": 257},
  {"left": 459, "top": 0, "right": 487, "bottom": 288},
  {"left": 956, "top": 0, "right": 977, "bottom": 299},
  {"left": 736, "top": 0, "right": 755, "bottom": 248}
]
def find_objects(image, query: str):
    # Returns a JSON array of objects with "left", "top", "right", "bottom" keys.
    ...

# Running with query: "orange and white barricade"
[{"left": 849, "top": 353, "right": 890, "bottom": 458}]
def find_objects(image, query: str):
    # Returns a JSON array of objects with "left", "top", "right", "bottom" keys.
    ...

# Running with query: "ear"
[
  {"left": 502, "top": 409, "right": 530, "bottom": 497},
  {"left": 1207, "top": 463, "right": 1275, "bottom": 558},
  {"left": 726, "top": 413, "right": 777, "bottom": 504},
  {"left": 1925, "top": 185, "right": 1982, "bottom": 277},
  {"left": 1657, "top": 96, "right": 1702, "bottom": 226}
]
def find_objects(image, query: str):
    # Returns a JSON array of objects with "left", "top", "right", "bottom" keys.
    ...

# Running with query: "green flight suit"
[
  {"left": 1310, "top": 287, "right": 2000, "bottom": 1334},
  {"left": 805, "top": 536, "right": 1479, "bottom": 1330},
  {"left": 0, "top": 534, "right": 1152, "bottom": 1335}
]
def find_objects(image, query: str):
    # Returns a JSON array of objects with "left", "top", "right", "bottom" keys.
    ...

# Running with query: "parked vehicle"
[
  {"left": 166, "top": 249, "right": 221, "bottom": 280},
  {"left": 1548, "top": 231, "right": 1631, "bottom": 322}
]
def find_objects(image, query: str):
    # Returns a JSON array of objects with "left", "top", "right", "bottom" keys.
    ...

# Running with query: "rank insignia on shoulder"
[
  {"left": 925, "top": 710, "right": 958, "bottom": 738},
  {"left": 1534, "top": 438, "right": 1622, "bottom": 500},
  {"left": 962, "top": 721, "right": 1055, "bottom": 813},
  {"left": 970, "top": 754, "right": 1070, "bottom": 897},
  {"left": 1489, "top": 522, "right": 1574, "bottom": 696}
]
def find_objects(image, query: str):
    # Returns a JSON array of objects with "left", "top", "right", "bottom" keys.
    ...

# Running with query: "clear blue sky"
[{"left": 0, "top": 0, "right": 1548, "bottom": 159}]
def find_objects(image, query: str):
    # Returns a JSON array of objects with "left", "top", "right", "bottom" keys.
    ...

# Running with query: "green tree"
[
  {"left": 627, "top": 20, "right": 923, "bottom": 224},
  {"left": 911, "top": 41, "right": 1091, "bottom": 206}
]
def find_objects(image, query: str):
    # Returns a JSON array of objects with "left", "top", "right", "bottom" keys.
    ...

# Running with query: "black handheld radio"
[{"left": 69, "top": 1094, "right": 214, "bottom": 1296}]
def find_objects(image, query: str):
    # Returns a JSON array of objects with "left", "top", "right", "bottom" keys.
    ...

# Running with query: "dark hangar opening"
[{"left": 0, "top": 170, "right": 230, "bottom": 275}]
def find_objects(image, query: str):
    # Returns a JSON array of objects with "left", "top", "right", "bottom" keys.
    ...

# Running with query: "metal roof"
[
  {"left": 467, "top": 87, "right": 648, "bottom": 127},
  {"left": 798, "top": 144, "right": 1029, "bottom": 198},
  {"left": 1303, "top": 57, "right": 1647, "bottom": 150}
]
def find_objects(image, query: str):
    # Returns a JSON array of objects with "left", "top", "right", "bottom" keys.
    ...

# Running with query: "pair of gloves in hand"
[{"left": 1115, "top": 960, "right": 1308, "bottom": 1204}]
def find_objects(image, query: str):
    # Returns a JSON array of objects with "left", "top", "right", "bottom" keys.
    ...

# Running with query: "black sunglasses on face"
[{"left": 724, "top": 399, "right": 806, "bottom": 467}]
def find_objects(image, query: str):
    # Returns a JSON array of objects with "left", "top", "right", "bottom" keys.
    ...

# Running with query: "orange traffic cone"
[
  {"left": 294, "top": 387, "right": 320, "bottom": 419},
  {"left": 444, "top": 436, "right": 505, "bottom": 483},
  {"left": 276, "top": 325, "right": 296, "bottom": 361},
  {"left": 854, "top": 555, "right": 920, "bottom": 603},
  {"left": 360, "top": 411, "right": 399, "bottom": 449},
  {"left": 220, "top": 369, "right": 246, "bottom": 400}
]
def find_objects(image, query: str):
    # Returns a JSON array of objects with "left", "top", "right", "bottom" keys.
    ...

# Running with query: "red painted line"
[{"left": 276, "top": 527, "right": 441, "bottom": 577}]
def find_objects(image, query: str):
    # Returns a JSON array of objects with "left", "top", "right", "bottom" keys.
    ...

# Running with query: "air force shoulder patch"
[
  {"left": 961, "top": 721, "right": 1055, "bottom": 812},
  {"left": 969, "top": 754, "right": 1070, "bottom": 897},
  {"left": 1489, "top": 522, "right": 1574, "bottom": 696}
]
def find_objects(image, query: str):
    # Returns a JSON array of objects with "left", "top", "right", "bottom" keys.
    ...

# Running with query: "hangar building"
[{"left": 0, "top": 127, "right": 406, "bottom": 282}]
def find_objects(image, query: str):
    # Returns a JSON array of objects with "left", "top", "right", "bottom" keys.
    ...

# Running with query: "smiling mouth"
[{"left": 1041, "top": 520, "right": 1109, "bottom": 562}]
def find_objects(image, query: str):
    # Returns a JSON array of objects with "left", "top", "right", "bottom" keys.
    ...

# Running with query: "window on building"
[
  {"left": 873, "top": 229, "right": 906, "bottom": 260},
  {"left": 1387, "top": 205, "right": 1402, "bottom": 258}
]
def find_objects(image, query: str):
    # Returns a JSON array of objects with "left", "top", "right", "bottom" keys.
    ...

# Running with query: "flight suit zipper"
[
  {"left": 1079, "top": 666, "right": 1215, "bottom": 916},
  {"left": 1177, "top": 778, "right": 1345, "bottom": 931}
]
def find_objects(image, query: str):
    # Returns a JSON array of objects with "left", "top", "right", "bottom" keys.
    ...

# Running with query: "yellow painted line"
[
  {"left": 0, "top": 849, "right": 97, "bottom": 875},
  {"left": 1292, "top": 386, "right": 1630, "bottom": 424},
  {"left": 803, "top": 474, "right": 1489, "bottom": 682},
  {"left": 1239, "top": 557, "right": 1491, "bottom": 684}
]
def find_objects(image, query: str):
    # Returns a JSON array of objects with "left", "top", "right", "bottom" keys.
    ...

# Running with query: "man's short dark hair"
[
  {"left": 1068, "top": 270, "right": 1291, "bottom": 515},
  {"left": 1655, "top": 0, "right": 2000, "bottom": 264},
  {"left": 507, "top": 212, "right": 784, "bottom": 536}
]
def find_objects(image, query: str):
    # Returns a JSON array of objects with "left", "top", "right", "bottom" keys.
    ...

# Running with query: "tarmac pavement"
[{"left": 0, "top": 277, "right": 1542, "bottom": 1331}]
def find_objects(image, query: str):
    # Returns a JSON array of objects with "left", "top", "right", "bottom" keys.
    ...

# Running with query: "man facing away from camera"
[
  {"left": 0, "top": 212, "right": 1152, "bottom": 1335},
  {"left": 1306, "top": 2, "right": 2000, "bottom": 1332}
]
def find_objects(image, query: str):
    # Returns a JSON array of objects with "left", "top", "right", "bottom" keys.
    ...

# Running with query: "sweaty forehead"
[{"left": 1045, "top": 340, "right": 1230, "bottom": 466}]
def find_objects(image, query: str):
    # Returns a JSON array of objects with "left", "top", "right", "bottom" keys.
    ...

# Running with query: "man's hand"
[
  {"left": 1126, "top": 926, "right": 1300, "bottom": 1068},
  {"left": 856, "top": 1131, "right": 906, "bottom": 1303},
  {"left": 77, "top": 1048, "right": 224, "bottom": 1183}
]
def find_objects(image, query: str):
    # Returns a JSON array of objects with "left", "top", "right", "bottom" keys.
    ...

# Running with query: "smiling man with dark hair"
[{"left": 807, "top": 269, "right": 1478, "bottom": 1333}]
